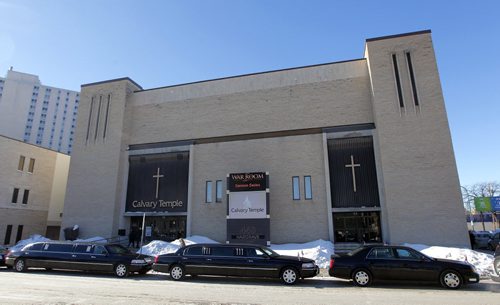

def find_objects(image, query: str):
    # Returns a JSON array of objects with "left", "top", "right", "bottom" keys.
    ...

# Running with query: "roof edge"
[
  {"left": 81, "top": 77, "right": 143, "bottom": 90},
  {"left": 366, "top": 30, "right": 431, "bottom": 43}
]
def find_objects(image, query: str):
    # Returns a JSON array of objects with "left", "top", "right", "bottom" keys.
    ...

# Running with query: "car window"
[
  {"left": 367, "top": 247, "right": 395, "bottom": 259},
  {"left": 28, "top": 243, "right": 44, "bottom": 251},
  {"left": 211, "top": 247, "right": 234, "bottom": 257},
  {"left": 44, "top": 244, "right": 74, "bottom": 252},
  {"left": 245, "top": 248, "right": 267, "bottom": 258},
  {"left": 395, "top": 248, "right": 421, "bottom": 260},
  {"left": 94, "top": 245, "right": 108, "bottom": 255},
  {"left": 74, "top": 245, "right": 93, "bottom": 253},
  {"left": 105, "top": 245, "right": 129, "bottom": 254},
  {"left": 185, "top": 246, "right": 203, "bottom": 256}
]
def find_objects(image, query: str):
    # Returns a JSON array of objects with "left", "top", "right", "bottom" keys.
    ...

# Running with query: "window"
[
  {"left": 28, "top": 158, "right": 35, "bottom": 173},
  {"left": 18, "top": 155, "right": 25, "bottom": 171},
  {"left": 4, "top": 225, "right": 12, "bottom": 245},
  {"left": 28, "top": 243, "right": 44, "bottom": 251},
  {"left": 11, "top": 188, "right": 19, "bottom": 203},
  {"left": 15, "top": 225, "right": 24, "bottom": 243},
  {"left": 392, "top": 54, "right": 404, "bottom": 108},
  {"left": 216, "top": 180, "right": 223, "bottom": 202},
  {"left": 395, "top": 248, "right": 422, "bottom": 260},
  {"left": 45, "top": 244, "right": 74, "bottom": 252},
  {"left": 22, "top": 189, "right": 29, "bottom": 204},
  {"left": 205, "top": 181, "right": 212, "bottom": 203},
  {"left": 211, "top": 247, "right": 234, "bottom": 257},
  {"left": 304, "top": 176, "right": 312, "bottom": 200},
  {"left": 185, "top": 246, "right": 203, "bottom": 256},
  {"left": 367, "top": 247, "right": 395, "bottom": 259},
  {"left": 94, "top": 245, "right": 108, "bottom": 255},
  {"left": 292, "top": 176, "right": 300, "bottom": 200},
  {"left": 405, "top": 52, "right": 419, "bottom": 106}
]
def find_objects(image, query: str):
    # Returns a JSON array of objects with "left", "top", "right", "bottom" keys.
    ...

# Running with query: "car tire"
[
  {"left": 352, "top": 268, "right": 372, "bottom": 287},
  {"left": 114, "top": 263, "right": 129, "bottom": 278},
  {"left": 440, "top": 270, "right": 462, "bottom": 289},
  {"left": 494, "top": 260, "right": 500, "bottom": 276},
  {"left": 280, "top": 267, "right": 299, "bottom": 285},
  {"left": 169, "top": 264, "right": 185, "bottom": 281},
  {"left": 14, "top": 259, "right": 27, "bottom": 272}
]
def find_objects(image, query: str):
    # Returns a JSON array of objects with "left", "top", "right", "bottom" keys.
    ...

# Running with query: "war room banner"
[{"left": 227, "top": 172, "right": 270, "bottom": 245}]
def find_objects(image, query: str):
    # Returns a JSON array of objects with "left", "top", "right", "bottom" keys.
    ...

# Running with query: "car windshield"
[
  {"left": 259, "top": 246, "right": 280, "bottom": 257},
  {"left": 105, "top": 245, "right": 130, "bottom": 254}
]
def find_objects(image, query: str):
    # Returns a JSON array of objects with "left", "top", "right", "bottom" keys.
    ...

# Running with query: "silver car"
[{"left": 472, "top": 231, "right": 491, "bottom": 249}]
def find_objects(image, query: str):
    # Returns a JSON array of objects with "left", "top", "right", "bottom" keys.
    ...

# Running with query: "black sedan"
[
  {"left": 5, "top": 242, "right": 152, "bottom": 277},
  {"left": 153, "top": 243, "right": 319, "bottom": 285},
  {"left": 0, "top": 245, "right": 8, "bottom": 268},
  {"left": 329, "top": 245, "right": 480, "bottom": 289}
]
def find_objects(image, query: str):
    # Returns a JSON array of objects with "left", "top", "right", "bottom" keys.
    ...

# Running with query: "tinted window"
[
  {"left": 45, "top": 244, "right": 74, "bottom": 252},
  {"left": 395, "top": 248, "right": 420, "bottom": 260},
  {"left": 211, "top": 247, "right": 234, "bottom": 257},
  {"left": 245, "top": 248, "right": 267, "bottom": 258},
  {"left": 106, "top": 245, "right": 129, "bottom": 254},
  {"left": 74, "top": 245, "right": 93, "bottom": 253},
  {"left": 94, "top": 246, "right": 108, "bottom": 255},
  {"left": 367, "top": 247, "right": 395, "bottom": 259},
  {"left": 185, "top": 246, "right": 203, "bottom": 256}
]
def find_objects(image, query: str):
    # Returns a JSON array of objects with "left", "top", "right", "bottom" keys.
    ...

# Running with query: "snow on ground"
[
  {"left": 404, "top": 243, "right": 495, "bottom": 278},
  {"left": 137, "top": 235, "right": 219, "bottom": 256},
  {"left": 270, "top": 240, "right": 334, "bottom": 269}
]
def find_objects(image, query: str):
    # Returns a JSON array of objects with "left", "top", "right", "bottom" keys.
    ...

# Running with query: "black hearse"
[
  {"left": 5, "top": 242, "right": 152, "bottom": 277},
  {"left": 153, "top": 243, "right": 319, "bottom": 285}
]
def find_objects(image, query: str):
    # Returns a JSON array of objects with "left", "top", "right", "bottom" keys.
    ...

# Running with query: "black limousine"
[
  {"left": 329, "top": 245, "right": 480, "bottom": 289},
  {"left": 5, "top": 242, "right": 152, "bottom": 277},
  {"left": 153, "top": 243, "right": 319, "bottom": 285}
]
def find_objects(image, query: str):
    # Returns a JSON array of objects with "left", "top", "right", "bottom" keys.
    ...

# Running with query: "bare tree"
[{"left": 461, "top": 181, "right": 500, "bottom": 212}]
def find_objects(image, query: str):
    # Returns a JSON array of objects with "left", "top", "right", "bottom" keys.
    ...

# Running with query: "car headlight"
[
  {"left": 131, "top": 259, "right": 146, "bottom": 264},
  {"left": 144, "top": 257, "right": 152, "bottom": 263},
  {"left": 302, "top": 262, "right": 315, "bottom": 269}
]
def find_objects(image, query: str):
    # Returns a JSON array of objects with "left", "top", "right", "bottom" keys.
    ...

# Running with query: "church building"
[{"left": 61, "top": 30, "right": 470, "bottom": 248}]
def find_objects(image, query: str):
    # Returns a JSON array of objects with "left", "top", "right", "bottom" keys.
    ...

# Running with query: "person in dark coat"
[{"left": 128, "top": 227, "right": 136, "bottom": 248}]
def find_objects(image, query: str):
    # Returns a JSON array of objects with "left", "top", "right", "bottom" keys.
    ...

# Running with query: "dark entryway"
[
  {"left": 333, "top": 211, "right": 381, "bottom": 243},
  {"left": 130, "top": 216, "right": 186, "bottom": 242}
]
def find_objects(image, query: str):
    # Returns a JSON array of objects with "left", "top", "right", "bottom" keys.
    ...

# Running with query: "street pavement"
[{"left": 0, "top": 269, "right": 498, "bottom": 305}]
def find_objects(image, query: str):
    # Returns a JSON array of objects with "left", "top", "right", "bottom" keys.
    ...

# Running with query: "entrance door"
[
  {"left": 131, "top": 216, "right": 186, "bottom": 242},
  {"left": 333, "top": 211, "right": 382, "bottom": 243}
]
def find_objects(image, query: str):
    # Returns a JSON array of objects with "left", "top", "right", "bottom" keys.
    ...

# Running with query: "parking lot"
[{"left": 0, "top": 269, "right": 498, "bottom": 305}]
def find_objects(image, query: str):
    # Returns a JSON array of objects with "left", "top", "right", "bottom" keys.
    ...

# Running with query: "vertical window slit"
[
  {"left": 103, "top": 94, "right": 111, "bottom": 139},
  {"left": 86, "top": 97, "right": 94, "bottom": 144},
  {"left": 406, "top": 52, "right": 419, "bottom": 106},
  {"left": 392, "top": 54, "right": 404, "bottom": 108},
  {"left": 94, "top": 95, "right": 102, "bottom": 142}
]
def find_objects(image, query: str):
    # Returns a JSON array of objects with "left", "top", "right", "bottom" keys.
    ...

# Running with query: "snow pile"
[
  {"left": 404, "top": 243, "right": 495, "bottom": 278},
  {"left": 138, "top": 235, "right": 219, "bottom": 256},
  {"left": 9, "top": 234, "right": 51, "bottom": 251},
  {"left": 270, "top": 239, "right": 334, "bottom": 268}
]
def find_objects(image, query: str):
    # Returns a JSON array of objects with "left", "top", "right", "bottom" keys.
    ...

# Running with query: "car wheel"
[
  {"left": 440, "top": 270, "right": 462, "bottom": 289},
  {"left": 169, "top": 264, "right": 185, "bottom": 281},
  {"left": 14, "top": 259, "right": 27, "bottom": 272},
  {"left": 494, "top": 260, "right": 500, "bottom": 276},
  {"left": 352, "top": 268, "right": 372, "bottom": 287},
  {"left": 280, "top": 267, "right": 299, "bottom": 285},
  {"left": 114, "top": 264, "right": 129, "bottom": 278}
]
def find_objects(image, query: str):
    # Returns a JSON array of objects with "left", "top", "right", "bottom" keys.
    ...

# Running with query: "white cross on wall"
[
  {"left": 153, "top": 167, "right": 164, "bottom": 199},
  {"left": 345, "top": 155, "right": 361, "bottom": 192}
]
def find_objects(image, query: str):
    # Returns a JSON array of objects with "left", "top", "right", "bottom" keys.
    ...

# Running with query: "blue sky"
[{"left": 0, "top": 0, "right": 498, "bottom": 186}]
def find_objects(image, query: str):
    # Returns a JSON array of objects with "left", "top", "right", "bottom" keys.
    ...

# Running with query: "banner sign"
[
  {"left": 474, "top": 197, "right": 492, "bottom": 212},
  {"left": 227, "top": 172, "right": 269, "bottom": 246},
  {"left": 125, "top": 152, "right": 189, "bottom": 213},
  {"left": 491, "top": 197, "right": 500, "bottom": 212}
]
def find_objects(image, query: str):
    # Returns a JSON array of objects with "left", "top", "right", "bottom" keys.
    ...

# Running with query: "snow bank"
[
  {"left": 270, "top": 239, "right": 334, "bottom": 268},
  {"left": 404, "top": 243, "right": 495, "bottom": 278},
  {"left": 9, "top": 235, "right": 51, "bottom": 251},
  {"left": 137, "top": 235, "right": 219, "bottom": 256}
]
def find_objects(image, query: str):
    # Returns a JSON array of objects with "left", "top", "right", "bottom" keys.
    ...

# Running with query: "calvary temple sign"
[{"left": 227, "top": 172, "right": 270, "bottom": 245}]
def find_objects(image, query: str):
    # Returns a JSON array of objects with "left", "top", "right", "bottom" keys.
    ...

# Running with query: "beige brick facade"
[{"left": 61, "top": 31, "right": 470, "bottom": 247}]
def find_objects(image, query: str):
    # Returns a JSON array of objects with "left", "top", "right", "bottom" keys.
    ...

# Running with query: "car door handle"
[
  {"left": 248, "top": 260, "right": 254, "bottom": 263},
  {"left": 91, "top": 256, "right": 96, "bottom": 259},
  {"left": 206, "top": 258, "right": 212, "bottom": 261},
  {"left": 71, "top": 255, "right": 77, "bottom": 258}
]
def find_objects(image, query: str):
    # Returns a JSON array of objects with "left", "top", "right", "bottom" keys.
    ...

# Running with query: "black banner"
[
  {"left": 327, "top": 137, "right": 380, "bottom": 208},
  {"left": 227, "top": 219, "right": 270, "bottom": 246},
  {"left": 125, "top": 152, "right": 189, "bottom": 213},
  {"left": 228, "top": 172, "right": 267, "bottom": 192}
]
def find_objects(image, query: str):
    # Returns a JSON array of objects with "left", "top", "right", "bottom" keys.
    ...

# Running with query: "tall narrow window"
[
  {"left": 18, "top": 156, "right": 25, "bottom": 171},
  {"left": 406, "top": 52, "right": 419, "bottom": 106},
  {"left": 86, "top": 97, "right": 94, "bottom": 144},
  {"left": 304, "top": 176, "right": 313, "bottom": 200},
  {"left": 392, "top": 54, "right": 405, "bottom": 108},
  {"left": 15, "top": 225, "right": 24, "bottom": 243},
  {"left": 22, "top": 189, "right": 29, "bottom": 205},
  {"left": 205, "top": 181, "right": 213, "bottom": 203},
  {"left": 11, "top": 188, "right": 19, "bottom": 203},
  {"left": 216, "top": 180, "right": 223, "bottom": 203},
  {"left": 103, "top": 94, "right": 111, "bottom": 138},
  {"left": 4, "top": 225, "right": 12, "bottom": 245},
  {"left": 94, "top": 95, "right": 102, "bottom": 141},
  {"left": 292, "top": 176, "right": 300, "bottom": 200},
  {"left": 28, "top": 158, "right": 35, "bottom": 173}
]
